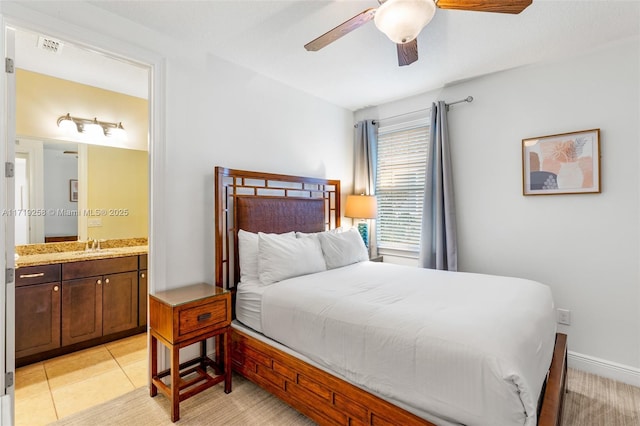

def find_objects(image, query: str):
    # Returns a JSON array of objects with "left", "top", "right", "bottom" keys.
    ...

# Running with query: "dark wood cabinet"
[
  {"left": 139, "top": 269, "right": 148, "bottom": 327},
  {"left": 61, "top": 277, "right": 103, "bottom": 346},
  {"left": 138, "top": 254, "right": 148, "bottom": 327},
  {"left": 16, "top": 253, "right": 147, "bottom": 366},
  {"left": 61, "top": 256, "right": 139, "bottom": 345},
  {"left": 15, "top": 282, "right": 61, "bottom": 358},
  {"left": 103, "top": 271, "right": 138, "bottom": 335},
  {"left": 15, "top": 264, "right": 62, "bottom": 358}
]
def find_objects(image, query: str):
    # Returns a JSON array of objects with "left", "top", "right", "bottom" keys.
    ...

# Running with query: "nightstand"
[{"left": 149, "top": 283, "right": 231, "bottom": 422}]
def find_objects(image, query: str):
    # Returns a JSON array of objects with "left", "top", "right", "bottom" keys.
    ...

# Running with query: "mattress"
[
  {"left": 235, "top": 280, "right": 265, "bottom": 332},
  {"left": 236, "top": 261, "right": 557, "bottom": 426}
]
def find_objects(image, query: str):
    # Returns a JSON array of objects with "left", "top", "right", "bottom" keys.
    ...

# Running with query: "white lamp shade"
[
  {"left": 84, "top": 119, "right": 105, "bottom": 139},
  {"left": 57, "top": 114, "right": 78, "bottom": 135},
  {"left": 345, "top": 195, "right": 377, "bottom": 219},
  {"left": 374, "top": 0, "right": 436, "bottom": 44},
  {"left": 109, "top": 123, "right": 128, "bottom": 141},
  {"left": 58, "top": 118, "right": 78, "bottom": 134}
]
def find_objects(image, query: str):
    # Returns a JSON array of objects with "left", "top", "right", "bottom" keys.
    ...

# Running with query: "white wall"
[
  {"left": 357, "top": 37, "right": 640, "bottom": 380},
  {"left": 0, "top": 2, "right": 354, "bottom": 285},
  {"left": 163, "top": 53, "right": 353, "bottom": 286}
]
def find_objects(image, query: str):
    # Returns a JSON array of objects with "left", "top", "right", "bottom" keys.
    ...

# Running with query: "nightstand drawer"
[{"left": 179, "top": 299, "right": 228, "bottom": 337}]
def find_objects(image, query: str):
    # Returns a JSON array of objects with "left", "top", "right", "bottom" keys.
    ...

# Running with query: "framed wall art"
[
  {"left": 522, "top": 128, "right": 600, "bottom": 195},
  {"left": 70, "top": 179, "right": 78, "bottom": 202}
]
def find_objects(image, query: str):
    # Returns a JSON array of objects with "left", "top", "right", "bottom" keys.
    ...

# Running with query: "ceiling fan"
[{"left": 304, "top": 0, "right": 532, "bottom": 67}]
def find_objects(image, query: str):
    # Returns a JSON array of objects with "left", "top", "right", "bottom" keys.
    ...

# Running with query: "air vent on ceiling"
[{"left": 37, "top": 36, "right": 64, "bottom": 54}]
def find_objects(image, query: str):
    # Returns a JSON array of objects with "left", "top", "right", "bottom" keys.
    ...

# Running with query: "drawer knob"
[
  {"left": 197, "top": 312, "right": 212, "bottom": 322},
  {"left": 53, "top": 285, "right": 59, "bottom": 292},
  {"left": 105, "top": 278, "right": 110, "bottom": 284},
  {"left": 97, "top": 279, "right": 102, "bottom": 285},
  {"left": 141, "top": 273, "right": 145, "bottom": 278}
]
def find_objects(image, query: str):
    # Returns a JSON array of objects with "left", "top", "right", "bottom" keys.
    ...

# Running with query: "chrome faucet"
[{"left": 84, "top": 239, "right": 99, "bottom": 251}]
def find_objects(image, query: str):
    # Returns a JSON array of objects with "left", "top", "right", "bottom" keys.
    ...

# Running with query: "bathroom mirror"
[{"left": 15, "top": 138, "right": 148, "bottom": 245}]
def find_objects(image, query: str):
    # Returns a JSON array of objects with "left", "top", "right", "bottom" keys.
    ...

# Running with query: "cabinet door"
[
  {"left": 62, "top": 277, "right": 103, "bottom": 346},
  {"left": 16, "top": 283, "right": 61, "bottom": 358},
  {"left": 139, "top": 270, "right": 148, "bottom": 327},
  {"left": 103, "top": 271, "right": 138, "bottom": 335}
]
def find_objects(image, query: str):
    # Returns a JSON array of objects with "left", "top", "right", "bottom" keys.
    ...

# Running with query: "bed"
[{"left": 214, "top": 167, "right": 567, "bottom": 426}]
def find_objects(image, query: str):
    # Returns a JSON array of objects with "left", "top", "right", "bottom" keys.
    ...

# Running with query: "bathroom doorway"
[{"left": 11, "top": 25, "right": 153, "bottom": 425}]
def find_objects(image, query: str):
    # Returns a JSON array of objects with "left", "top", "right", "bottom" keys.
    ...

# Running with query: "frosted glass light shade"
[
  {"left": 345, "top": 195, "right": 377, "bottom": 219},
  {"left": 109, "top": 123, "right": 128, "bottom": 141},
  {"left": 57, "top": 113, "right": 78, "bottom": 135},
  {"left": 374, "top": 0, "right": 436, "bottom": 44},
  {"left": 84, "top": 118, "right": 105, "bottom": 138}
]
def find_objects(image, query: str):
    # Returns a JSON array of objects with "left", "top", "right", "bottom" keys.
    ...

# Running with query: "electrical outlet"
[
  {"left": 88, "top": 218, "right": 102, "bottom": 227},
  {"left": 557, "top": 309, "right": 571, "bottom": 326}
]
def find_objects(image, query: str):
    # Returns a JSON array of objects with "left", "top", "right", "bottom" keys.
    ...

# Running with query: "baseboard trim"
[{"left": 568, "top": 351, "right": 640, "bottom": 387}]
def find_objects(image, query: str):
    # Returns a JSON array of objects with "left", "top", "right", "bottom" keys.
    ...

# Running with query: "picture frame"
[
  {"left": 70, "top": 179, "right": 78, "bottom": 202},
  {"left": 522, "top": 128, "right": 600, "bottom": 195}
]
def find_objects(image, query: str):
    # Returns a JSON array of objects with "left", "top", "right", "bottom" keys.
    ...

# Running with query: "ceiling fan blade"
[
  {"left": 304, "top": 8, "right": 376, "bottom": 51},
  {"left": 397, "top": 39, "right": 418, "bottom": 67},
  {"left": 435, "top": 0, "right": 532, "bottom": 14}
]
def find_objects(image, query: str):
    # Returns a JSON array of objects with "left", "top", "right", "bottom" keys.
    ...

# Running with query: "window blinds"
[{"left": 375, "top": 125, "right": 429, "bottom": 254}]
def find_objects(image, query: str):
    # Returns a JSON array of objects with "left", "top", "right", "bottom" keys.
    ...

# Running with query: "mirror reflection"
[{"left": 15, "top": 138, "right": 148, "bottom": 245}]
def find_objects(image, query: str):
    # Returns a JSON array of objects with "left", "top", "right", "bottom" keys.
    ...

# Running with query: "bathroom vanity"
[{"left": 14, "top": 240, "right": 148, "bottom": 366}]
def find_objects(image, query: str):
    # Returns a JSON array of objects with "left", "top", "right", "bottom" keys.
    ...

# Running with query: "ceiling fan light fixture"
[{"left": 374, "top": 0, "right": 436, "bottom": 44}]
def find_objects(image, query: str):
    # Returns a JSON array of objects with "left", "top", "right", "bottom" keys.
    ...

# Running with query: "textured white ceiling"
[{"left": 15, "top": 1, "right": 640, "bottom": 111}]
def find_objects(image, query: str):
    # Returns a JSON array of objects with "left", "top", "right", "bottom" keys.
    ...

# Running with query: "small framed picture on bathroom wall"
[
  {"left": 70, "top": 179, "right": 78, "bottom": 202},
  {"left": 522, "top": 128, "right": 600, "bottom": 195}
]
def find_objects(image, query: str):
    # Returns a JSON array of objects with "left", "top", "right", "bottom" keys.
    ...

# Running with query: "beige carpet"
[
  {"left": 561, "top": 368, "right": 640, "bottom": 426},
  {"left": 49, "top": 369, "right": 639, "bottom": 425}
]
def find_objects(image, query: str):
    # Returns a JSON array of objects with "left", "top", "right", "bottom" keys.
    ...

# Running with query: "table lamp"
[{"left": 345, "top": 194, "right": 377, "bottom": 248}]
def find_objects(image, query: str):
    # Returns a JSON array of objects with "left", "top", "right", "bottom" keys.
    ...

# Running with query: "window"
[{"left": 375, "top": 122, "right": 429, "bottom": 256}]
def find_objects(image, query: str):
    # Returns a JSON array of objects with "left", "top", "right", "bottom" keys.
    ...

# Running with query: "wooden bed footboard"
[
  {"left": 231, "top": 327, "right": 568, "bottom": 426},
  {"left": 231, "top": 327, "right": 434, "bottom": 426},
  {"left": 538, "top": 333, "right": 568, "bottom": 426}
]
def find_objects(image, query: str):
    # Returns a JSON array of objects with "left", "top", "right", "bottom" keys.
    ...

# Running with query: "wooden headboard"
[{"left": 214, "top": 167, "right": 341, "bottom": 290}]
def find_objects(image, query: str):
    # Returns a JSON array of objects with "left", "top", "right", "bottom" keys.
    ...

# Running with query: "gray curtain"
[
  {"left": 354, "top": 120, "right": 378, "bottom": 256},
  {"left": 419, "top": 102, "right": 458, "bottom": 271}
]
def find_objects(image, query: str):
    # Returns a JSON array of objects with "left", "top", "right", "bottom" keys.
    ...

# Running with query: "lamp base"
[{"left": 357, "top": 222, "right": 369, "bottom": 248}]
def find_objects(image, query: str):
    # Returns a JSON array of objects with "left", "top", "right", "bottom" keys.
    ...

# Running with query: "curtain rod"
[{"left": 354, "top": 96, "right": 473, "bottom": 127}]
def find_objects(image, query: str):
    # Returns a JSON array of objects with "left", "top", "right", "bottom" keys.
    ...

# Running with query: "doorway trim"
[{"left": 1, "top": 4, "right": 167, "bottom": 425}]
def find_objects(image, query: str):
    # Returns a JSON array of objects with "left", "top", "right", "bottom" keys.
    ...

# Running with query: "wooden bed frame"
[{"left": 214, "top": 166, "right": 568, "bottom": 426}]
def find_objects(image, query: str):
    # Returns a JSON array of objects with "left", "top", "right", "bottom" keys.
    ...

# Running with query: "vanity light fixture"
[{"left": 56, "top": 113, "right": 127, "bottom": 140}]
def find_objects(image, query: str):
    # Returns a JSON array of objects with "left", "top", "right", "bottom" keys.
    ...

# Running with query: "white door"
[{"left": 0, "top": 22, "right": 16, "bottom": 426}]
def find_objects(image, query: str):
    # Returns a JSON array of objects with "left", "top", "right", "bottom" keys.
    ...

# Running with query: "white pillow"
[
  {"left": 258, "top": 232, "right": 326, "bottom": 285},
  {"left": 318, "top": 227, "right": 369, "bottom": 269},
  {"left": 295, "top": 227, "right": 344, "bottom": 240},
  {"left": 237, "top": 230, "right": 294, "bottom": 283}
]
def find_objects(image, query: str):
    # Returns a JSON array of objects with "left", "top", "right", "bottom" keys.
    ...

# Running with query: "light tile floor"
[{"left": 15, "top": 333, "right": 148, "bottom": 426}]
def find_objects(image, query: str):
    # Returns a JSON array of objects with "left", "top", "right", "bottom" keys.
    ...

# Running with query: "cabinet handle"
[
  {"left": 140, "top": 273, "right": 145, "bottom": 278},
  {"left": 97, "top": 279, "right": 102, "bottom": 285},
  {"left": 105, "top": 278, "right": 110, "bottom": 284},
  {"left": 53, "top": 285, "right": 59, "bottom": 292},
  {"left": 19, "top": 272, "right": 45, "bottom": 278}
]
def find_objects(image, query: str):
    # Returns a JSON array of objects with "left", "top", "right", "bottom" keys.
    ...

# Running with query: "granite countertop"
[{"left": 15, "top": 238, "right": 148, "bottom": 268}]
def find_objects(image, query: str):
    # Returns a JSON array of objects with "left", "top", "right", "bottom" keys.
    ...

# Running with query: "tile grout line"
[{"left": 42, "top": 361, "right": 62, "bottom": 421}]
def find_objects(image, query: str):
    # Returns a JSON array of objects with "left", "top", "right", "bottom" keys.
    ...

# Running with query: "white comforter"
[{"left": 260, "top": 262, "right": 556, "bottom": 426}]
